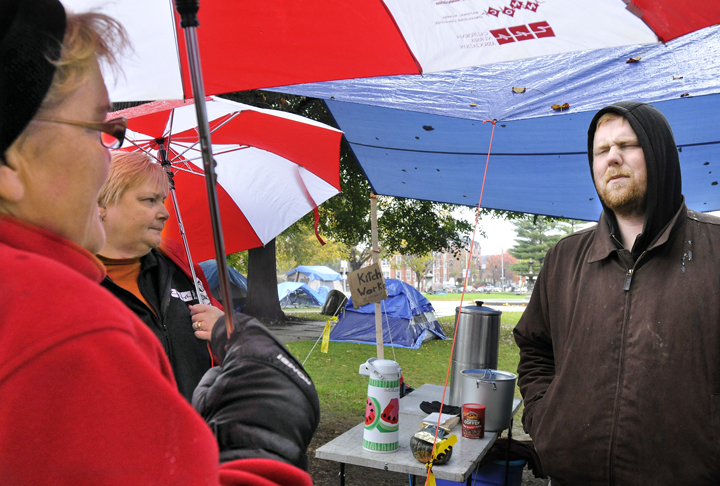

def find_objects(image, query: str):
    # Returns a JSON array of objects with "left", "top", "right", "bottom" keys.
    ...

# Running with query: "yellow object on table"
[{"left": 425, "top": 435, "right": 458, "bottom": 486}]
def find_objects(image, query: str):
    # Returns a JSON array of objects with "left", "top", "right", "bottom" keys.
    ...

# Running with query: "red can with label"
[{"left": 462, "top": 403, "right": 485, "bottom": 439}]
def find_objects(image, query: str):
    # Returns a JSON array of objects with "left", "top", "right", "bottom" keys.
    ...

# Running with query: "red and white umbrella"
[
  {"left": 63, "top": 0, "right": 720, "bottom": 102},
  {"left": 112, "top": 97, "right": 342, "bottom": 262}
]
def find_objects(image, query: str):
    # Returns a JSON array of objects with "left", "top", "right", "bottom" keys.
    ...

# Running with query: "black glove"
[
  {"left": 419, "top": 400, "right": 462, "bottom": 416},
  {"left": 193, "top": 313, "right": 321, "bottom": 470}
]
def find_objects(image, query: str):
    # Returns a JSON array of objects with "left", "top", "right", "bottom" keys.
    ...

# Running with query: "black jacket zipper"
[{"left": 608, "top": 247, "right": 647, "bottom": 483}]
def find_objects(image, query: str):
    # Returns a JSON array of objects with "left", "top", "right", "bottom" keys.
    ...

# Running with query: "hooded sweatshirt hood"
[{"left": 587, "top": 101, "right": 683, "bottom": 259}]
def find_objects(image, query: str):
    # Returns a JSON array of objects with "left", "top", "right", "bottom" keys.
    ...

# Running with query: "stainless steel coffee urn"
[{"left": 448, "top": 301, "right": 501, "bottom": 406}]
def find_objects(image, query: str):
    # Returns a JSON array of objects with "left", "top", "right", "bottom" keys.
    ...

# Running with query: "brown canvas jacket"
[{"left": 514, "top": 202, "right": 720, "bottom": 485}]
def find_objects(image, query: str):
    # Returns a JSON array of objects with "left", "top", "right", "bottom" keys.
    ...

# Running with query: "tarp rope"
[
  {"left": 425, "top": 119, "right": 497, "bottom": 486},
  {"left": 381, "top": 299, "right": 397, "bottom": 363}
]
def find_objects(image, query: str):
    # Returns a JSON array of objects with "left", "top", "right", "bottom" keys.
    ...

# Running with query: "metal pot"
[
  {"left": 461, "top": 369, "right": 517, "bottom": 431},
  {"left": 448, "top": 302, "right": 501, "bottom": 406}
]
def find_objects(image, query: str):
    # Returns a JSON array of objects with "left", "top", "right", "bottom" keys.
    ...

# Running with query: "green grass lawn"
[{"left": 285, "top": 312, "right": 524, "bottom": 418}]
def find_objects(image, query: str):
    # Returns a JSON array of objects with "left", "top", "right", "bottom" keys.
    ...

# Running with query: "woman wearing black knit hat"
[{"left": 0, "top": 1, "right": 318, "bottom": 483}]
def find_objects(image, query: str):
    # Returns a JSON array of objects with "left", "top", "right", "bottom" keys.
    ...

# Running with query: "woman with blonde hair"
[{"left": 98, "top": 150, "right": 222, "bottom": 401}]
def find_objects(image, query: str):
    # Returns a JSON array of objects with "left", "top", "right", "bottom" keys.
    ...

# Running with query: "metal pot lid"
[
  {"left": 462, "top": 369, "right": 517, "bottom": 381},
  {"left": 455, "top": 301, "right": 502, "bottom": 316}
]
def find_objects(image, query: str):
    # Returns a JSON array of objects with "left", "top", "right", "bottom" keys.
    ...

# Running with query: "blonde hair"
[
  {"left": 40, "top": 11, "right": 127, "bottom": 111},
  {"left": 98, "top": 152, "right": 170, "bottom": 208},
  {"left": 596, "top": 112, "right": 625, "bottom": 130}
]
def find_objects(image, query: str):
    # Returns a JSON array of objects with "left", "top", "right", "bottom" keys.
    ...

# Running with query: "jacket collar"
[
  {"left": 0, "top": 215, "right": 106, "bottom": 282},
  {"left": 588, "top": 197, "right": 687, "bottom": 264},
  {"left": 140, "top": 247, "right": 160, "bottom": 272}
]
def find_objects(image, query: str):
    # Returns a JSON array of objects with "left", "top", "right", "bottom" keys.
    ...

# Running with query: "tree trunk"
[
  {"left": 244, "top": 238, "right": 286, "bottom": 323},
  {"left": 348, "top": 246, "right": 371, "bottom": 271}
]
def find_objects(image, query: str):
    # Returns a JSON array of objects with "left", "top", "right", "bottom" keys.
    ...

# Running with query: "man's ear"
[{"left": 0, "top": 148, "right": 26, "bottom": 203}]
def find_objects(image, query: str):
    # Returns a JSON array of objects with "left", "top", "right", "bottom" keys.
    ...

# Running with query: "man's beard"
[{"left": 595, "top": 169, "right": 647, "bottom": 218}]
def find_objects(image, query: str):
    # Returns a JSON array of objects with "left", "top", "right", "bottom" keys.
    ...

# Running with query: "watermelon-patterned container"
[{"left": 359, "top": 358, "right": 401, "bottom": 453}]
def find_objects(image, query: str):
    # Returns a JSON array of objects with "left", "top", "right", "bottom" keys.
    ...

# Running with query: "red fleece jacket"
[{"left": 0, "top": 216, "right": 312, "bottom": 486}]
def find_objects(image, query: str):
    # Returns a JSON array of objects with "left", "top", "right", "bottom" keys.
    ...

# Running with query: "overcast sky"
[
  {"left": 453, "top": 207, "right": 518, "bottom": 256},
  {"left": 474, "top": 216, "right": 517, "bottom": 256}
]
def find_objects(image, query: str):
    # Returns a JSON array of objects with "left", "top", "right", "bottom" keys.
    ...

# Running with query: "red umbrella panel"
[{"left": 112, "top": 97, "right": 343, "bottom": 262}]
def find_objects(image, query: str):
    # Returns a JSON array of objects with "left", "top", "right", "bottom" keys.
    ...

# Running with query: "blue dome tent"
[
  {"left": 277, "top": 282, "right": 325, "bottom": 308},
  {"left": 329, "top": 279, "right": 446, "bottom": 349},
  {"left": 198, "top": 260, "right": 247, "bottom": 310},
  {"left": 286, "top": 265, "right": 344, "bottom": 292}
]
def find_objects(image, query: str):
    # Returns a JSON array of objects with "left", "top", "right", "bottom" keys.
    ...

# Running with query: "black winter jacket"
[
  {"left": 193, "top": 313, "right": 321, "bottom": 471},
  {"left": 101, "top": 248, "right": 213, "bottom": 402}
]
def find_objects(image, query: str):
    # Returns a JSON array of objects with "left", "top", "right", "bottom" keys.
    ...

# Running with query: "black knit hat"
[{"left": 0, "top": 0, "right": 67, "bottom": 156}]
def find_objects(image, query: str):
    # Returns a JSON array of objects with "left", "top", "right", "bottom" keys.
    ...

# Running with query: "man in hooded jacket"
[{"left": 514, "top": 101, "right": 720, "bottom": 485}]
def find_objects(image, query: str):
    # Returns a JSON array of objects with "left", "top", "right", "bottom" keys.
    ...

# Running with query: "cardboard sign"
[{"left": 348, "top": 262, "right": 388, "bottom": 309}]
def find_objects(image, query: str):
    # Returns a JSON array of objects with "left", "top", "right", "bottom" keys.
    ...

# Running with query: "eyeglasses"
[{"left": 34, "top": 116, "right": 127, "bottom": 149}]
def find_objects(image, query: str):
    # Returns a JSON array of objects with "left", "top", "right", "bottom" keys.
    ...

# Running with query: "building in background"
[{"left": 375, "top": 241, "right": 481, "bottom": 291}]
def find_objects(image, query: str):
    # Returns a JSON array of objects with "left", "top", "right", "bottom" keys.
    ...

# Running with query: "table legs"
[
  {"left": 339, "top": 463, "right": 345, "bottom": 486},
  {"left": 503, "top": 417, "right": 514, "bottom": 486}
]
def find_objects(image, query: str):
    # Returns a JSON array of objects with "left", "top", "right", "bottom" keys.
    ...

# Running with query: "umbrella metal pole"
[
  {"left": 174, "top": 0, "right": 234, "bottom": 337},
  {"left": 158, "top": 144, "right": 207, "bottom": 305}
]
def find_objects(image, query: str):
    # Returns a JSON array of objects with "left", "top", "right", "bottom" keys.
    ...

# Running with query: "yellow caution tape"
[{"left": 320, "top": 317, "right": 337, "bottom": 353}]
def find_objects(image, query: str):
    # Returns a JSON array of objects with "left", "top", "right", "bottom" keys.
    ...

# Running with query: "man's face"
[
  {"left": 4, "top": 59, "right": 111, "bottom": 253},
  {"left": 592, "top": 116, "right": 648, "bottom": 219}
]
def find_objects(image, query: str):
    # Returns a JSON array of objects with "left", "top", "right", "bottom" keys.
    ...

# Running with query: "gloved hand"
[{"left": 193, "top": 313, "right": 320, "bottom": 470}]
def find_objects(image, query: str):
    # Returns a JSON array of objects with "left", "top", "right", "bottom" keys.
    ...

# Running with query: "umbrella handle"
[
  {"left": 174, "top": 0, "right": 234, "bottom": 338},
  {"left": 174, "top": 0, "right": 199, "bottom": 28}
]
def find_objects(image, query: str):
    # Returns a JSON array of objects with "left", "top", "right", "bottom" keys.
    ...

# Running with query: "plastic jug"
[{"left": 359, "top": 358, "right": 401, "bottom": 453}]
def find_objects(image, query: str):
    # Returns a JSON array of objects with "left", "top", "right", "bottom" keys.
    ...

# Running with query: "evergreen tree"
[{"left": 509, "top": 217, "right": 575, "bottom": 276}]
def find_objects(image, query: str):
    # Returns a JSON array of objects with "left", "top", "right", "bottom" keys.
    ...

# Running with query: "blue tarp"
[
  {"left": 199, "top": 260, "right": 248, "bottom": 292},
  {"left": 277, "top": 282, "right": 325, "bottom": 308},
  {"left": 286, "top": 265, "right": 342, "bottom": 281},
  {"left": 275, "top": 26, "right": 720, "bottom": 125},
  {"left": 329, "top": 279, "right": 446, "bottom": 349},
  {"left": 271, "top": 25, "right": 720, "bottom": 220}
]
